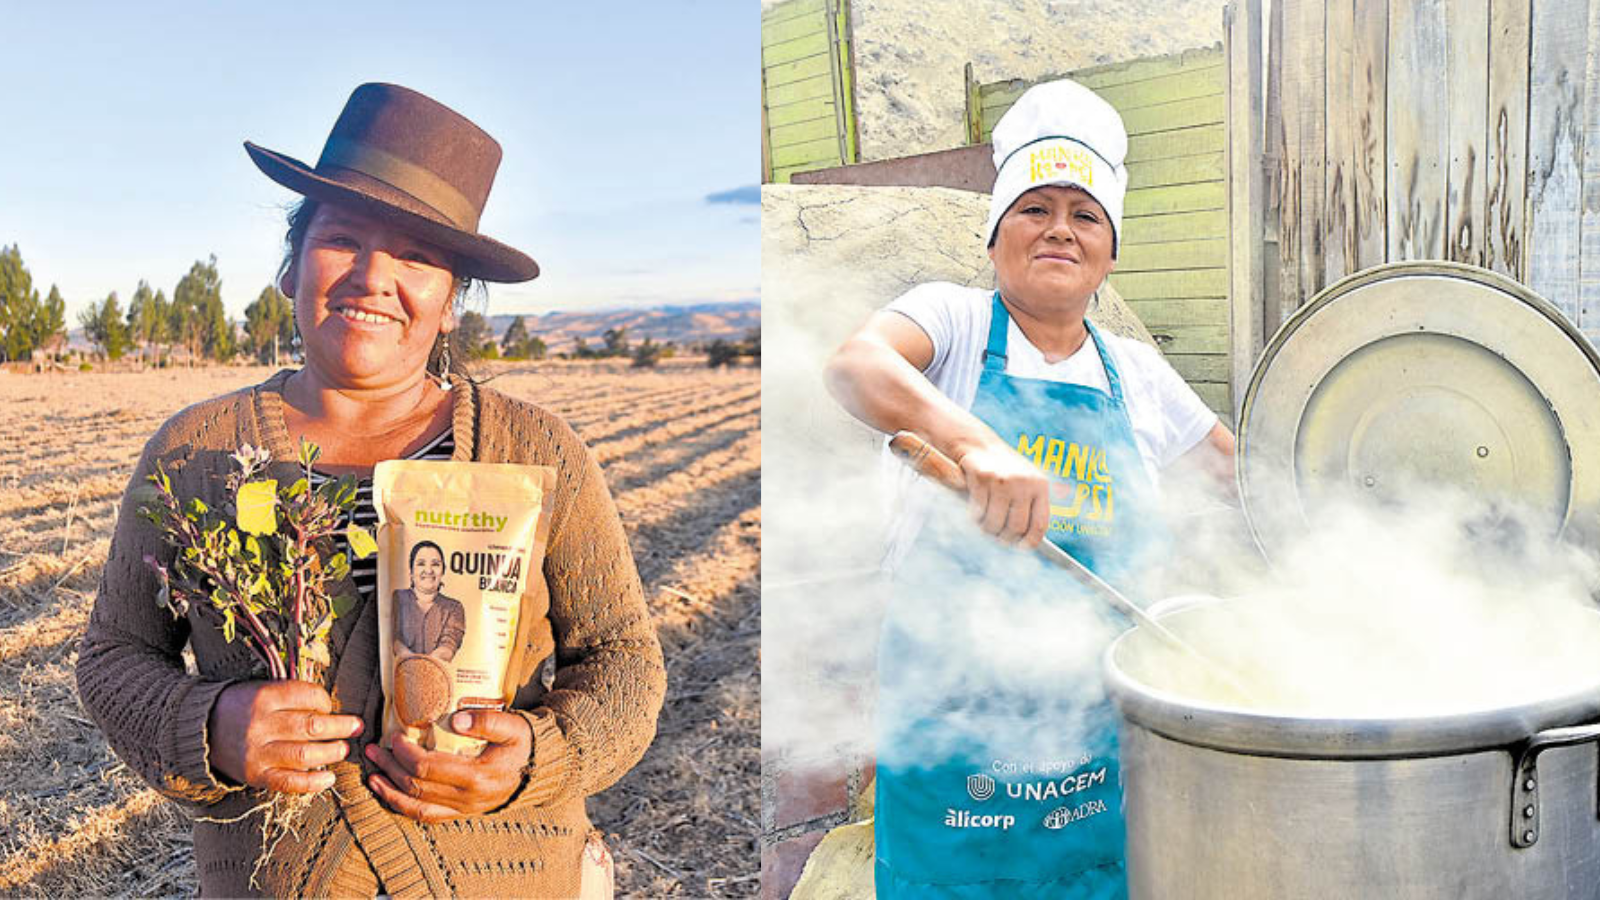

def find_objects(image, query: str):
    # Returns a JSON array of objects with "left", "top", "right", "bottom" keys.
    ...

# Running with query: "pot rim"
[{"left": 1102, "top": 604, "right": 1600, "bottom": 759}]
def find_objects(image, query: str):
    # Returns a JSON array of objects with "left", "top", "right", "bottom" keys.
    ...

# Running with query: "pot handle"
[{"left": 1509, "top": 722, "right": 1600, "bottom": 849}]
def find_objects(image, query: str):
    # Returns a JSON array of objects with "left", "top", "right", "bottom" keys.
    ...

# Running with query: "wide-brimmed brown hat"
[{"left": 246, "top": 82, "right": 539, "bottom": 283}]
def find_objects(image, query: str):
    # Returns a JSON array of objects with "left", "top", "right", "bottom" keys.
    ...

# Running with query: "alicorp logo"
[{"left": 966, "top": 773, "right": 995, "bottom": 802}]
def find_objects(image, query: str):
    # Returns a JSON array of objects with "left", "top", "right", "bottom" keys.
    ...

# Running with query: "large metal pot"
[{"left": 1105, "top": 598, "right": 1600, "bottom": 899}]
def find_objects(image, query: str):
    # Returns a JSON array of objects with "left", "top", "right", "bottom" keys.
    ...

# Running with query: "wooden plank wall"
[
  {"left": 974, "top": 46, "right": 1233, "bottom": 417},
  {"left": 1247, "top": 0, "right": 1600, "bottom": 358},
  {"left": 762, "top": 0, "right": 858, "bottom": 183}
]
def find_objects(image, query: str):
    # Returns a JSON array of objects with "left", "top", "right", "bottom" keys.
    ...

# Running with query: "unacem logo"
[{"left": 967, "top": 773, "right": 995, "bottom": 802}]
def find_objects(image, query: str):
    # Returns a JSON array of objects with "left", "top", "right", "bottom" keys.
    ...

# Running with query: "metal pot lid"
[{"left": 1238, "top": 261, "right": 1600, "bottom": 564}]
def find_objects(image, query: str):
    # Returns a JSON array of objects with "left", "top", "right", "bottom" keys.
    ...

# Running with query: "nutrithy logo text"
[
  {"left": 1029, "top": 145, "right": 1095, "bottom": 186},
  {"left": 414, "top": 509, "right": 508, "bottom": 531}
]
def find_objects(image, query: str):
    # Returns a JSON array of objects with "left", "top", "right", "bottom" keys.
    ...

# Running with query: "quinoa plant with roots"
[{"left": 139, "top": 440, "right": 375, "bottom": 878}]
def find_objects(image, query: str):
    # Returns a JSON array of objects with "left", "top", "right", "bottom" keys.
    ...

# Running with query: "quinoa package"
[{"left": 373, "top": 460, "right": 556, "bottom": 756}]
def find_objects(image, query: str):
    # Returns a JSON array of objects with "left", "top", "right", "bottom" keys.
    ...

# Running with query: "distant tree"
[
  {"left": 743, "top": 327, "right": 761, "bottom": 361},
  {"left": 453, "top": 311, "right": 495, "bottom": 360},
  {"left": 525, "top": 335, "right": 547, "bottom": 360},
  {"left": 707, "top": 338, "right": 739, "bottom": 368},
  {"left": 602, "top": 326, "right": 629, "bottom": 358},
  {"left": 631, "top": 337, "right": 663, "bottom": 369},
  {"left": 243, "top": 284, "right": 295, "bottom": 363},
  {"left": 80, "top": 291, "right": 129, "bottom": 360},
  {"left": 501, "top": 315, "right": 529, "bottom": 355},
  {"left": 126, "top": 280, "right": 164, "bottom": 364},
  {"left": 173, "top": 256, "right": 233, "bottom": 362},
  {"left": 0, "top": 244, "right": 42, "bottom": 361},
  {"left": 572, "top": 337, "right": 597, "bottom": 359},
  {"left": 32, "top": 285, "right": 66, "bottom": 358}
]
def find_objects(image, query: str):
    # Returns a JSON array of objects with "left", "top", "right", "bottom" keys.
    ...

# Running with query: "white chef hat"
[{"left": 986, "top": 79, "right": 1129, "bottom": 257}]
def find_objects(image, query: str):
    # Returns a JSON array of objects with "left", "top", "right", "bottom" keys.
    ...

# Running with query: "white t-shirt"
[{"left": 880, "top": 282, "right": 1219, "bottom": 569}]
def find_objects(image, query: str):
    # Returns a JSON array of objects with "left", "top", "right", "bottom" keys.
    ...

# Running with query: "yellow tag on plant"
[{"left": 235, "top": 480, "right": 279, "bottom": 536}]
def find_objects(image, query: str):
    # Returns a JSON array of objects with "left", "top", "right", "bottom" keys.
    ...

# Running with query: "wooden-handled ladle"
[{"left": 888, "top": 431, "right": 1260, "bottom": 701}]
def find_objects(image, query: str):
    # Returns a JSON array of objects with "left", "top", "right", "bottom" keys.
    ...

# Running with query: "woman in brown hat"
[{"left": 75, "top": 83, "right": 665, "bottom": 898}]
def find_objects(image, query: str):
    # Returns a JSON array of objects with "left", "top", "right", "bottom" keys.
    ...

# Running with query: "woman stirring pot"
[
  {"left": 76, "top": 83, "right": 664, "bottom": 898},
  {"left": 826, "top": 80, "right": 1233, "bottom": 898}
]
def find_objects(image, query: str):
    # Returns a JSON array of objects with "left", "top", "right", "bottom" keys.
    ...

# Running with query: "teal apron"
[{"left": 875, "top": 293, "right": 1163, "bottom": 899}]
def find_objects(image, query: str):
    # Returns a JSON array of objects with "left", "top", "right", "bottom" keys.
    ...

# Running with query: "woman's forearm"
[{"left": 823, "top": 332, "right": 1009, "bottom": 464}]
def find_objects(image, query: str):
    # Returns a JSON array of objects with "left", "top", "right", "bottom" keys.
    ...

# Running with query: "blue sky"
[{"left": 0, "top": 2, "right": 758, "bottom": 320}]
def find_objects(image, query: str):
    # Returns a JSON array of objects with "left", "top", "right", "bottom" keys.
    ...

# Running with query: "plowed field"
[{"left": 0, "top": 359, "right": 759, "bottom": 897}]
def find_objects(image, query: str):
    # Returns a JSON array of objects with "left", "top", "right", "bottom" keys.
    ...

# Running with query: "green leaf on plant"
[
  {"left": 222, "top": 607, "right": 237, "bottom": 643},
  {"left": 331, "top": 591, "right": 358, "bottom": 617},
  {"left": 187, "top": 497, "right": 209, "bottom": 516},
  {"left": 286, "top": 477, "right": 309, "bottom": 499},
  {"left": 346, "top": 524, "right": 377, "bottom": 559},
  {"left": 236, "top": 480, "right": 278, "bottom": 536}
]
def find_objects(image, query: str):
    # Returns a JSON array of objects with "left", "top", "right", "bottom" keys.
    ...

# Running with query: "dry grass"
[{"left": 0, "top": 359, "right": 759, "bottom": 898}]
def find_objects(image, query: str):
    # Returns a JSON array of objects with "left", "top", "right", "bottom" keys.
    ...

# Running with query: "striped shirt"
[{"left": 309, "top": 429, "right": 456, "bottom": 603}]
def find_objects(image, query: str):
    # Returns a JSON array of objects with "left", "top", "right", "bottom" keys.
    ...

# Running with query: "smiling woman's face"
[
  {"left": 281, "top": 203, "right": 458, "bottom": 389},
  {"left": 988, "top": 185, "right": 1116, "bottom": 320},
  {"left": 411, "top": 545, "right": 445, "bottom": 594}
]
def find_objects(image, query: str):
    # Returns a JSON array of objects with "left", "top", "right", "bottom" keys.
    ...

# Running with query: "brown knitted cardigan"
[{"left": 75, "top": 371, "right": 666, "bottom": 898}]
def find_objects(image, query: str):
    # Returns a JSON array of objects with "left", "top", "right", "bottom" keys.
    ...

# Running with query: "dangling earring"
[
  {"left": 291, "top": 323, "right": 303, "bottom": 351},
  {"left": 436, "top": 335, "right": 452, "bottom": 390}
]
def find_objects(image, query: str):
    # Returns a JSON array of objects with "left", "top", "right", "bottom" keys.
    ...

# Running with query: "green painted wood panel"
[
  {"left": 766, "top": 52, "right": 833, "bottom": 88},
  {"left": 764, "top": 31, "right": 830, "bottom": 67},
  {"left": 1145, "top": 325, "right": 1230, "bottom": 354},
  {"left": 1120, "top": 209, "right": 1229, "bottom": 242},
  {"left": 766, "top": 72, "right": 833, "bottom": 108},
  {"left": 978, "top": 46, "right": 1225, "bottom": 115},
  {"left": 1190, "top": 382, "right": 1231, "bottom": 410},
  {"left": 1134, "top": 152, "right": 1226, "bottom": 189},
  {"left": 1123, "top": 182, "right": 1226, "bottom": 217},
  {"left": 1120, "top": 94, "right": 1226, "bottom": 135},
  {"left": 1126, "top": 124, "right": 1227, "bottom": 163},
  {"left": 770, "top": 115, "right": 843, "bottom": 148},
  {"left": 1116, "top": 238, "right": 1228, "bottom": 272},
  {"left": 1124, "top": 297, "right": 1229, "bottom": 326},
  {"left": 767, "top": 95, "right": 837, "bottom": 128},
  {"left": 1163, "top": 353, "right": 1233, "bottom": 382},
  {"left": 1110, "top": 268, "right": 1228, "bottom": 300},
  {"left": 772, "top": 135, "right": 844, "bottom": 168},
  {"left": 763, "top": 0, "right": 856, "bottom": 183},
  {"left": 762, "top": 0, "right": 825, "bottom": 24},
  {"left": 763, "top": 13, "right": 825, "bottom": 46}
]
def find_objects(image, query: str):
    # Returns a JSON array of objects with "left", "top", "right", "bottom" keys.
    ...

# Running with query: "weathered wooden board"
[
  {"left": 762, "top": 11, "right": 824, "bottom": 46},
  {"left": 1295, "top": 0, "right": 1326, "bottom": 298},
  {"left": 1525, "top": 0, "right": 1588, "bottom": 319},
  {"left": 1277, "top": 0, "right": 1304, "bottom": 322},
  {"left": 1352, "top": 0, "right": 1389, "bottom": 269},
  {"left": 1189, "top": 382, "right": 1232, "bottom": 411},
  {"left": 1446, "top": 0, "right": 1489, "bottom": 266},
  {"left": 1226, "top": 0, "right": 1266, "bottom": 419},
  {"left": 1323, "top": 0, "right": 1356, "bottom": 285},
  {"left": 1116, "top": 237, "right": 1228, "bottom": 271},
  {"left": 976, "top": 47, "right": 1224, "bottom": 116},
  {"left": 762, "top": 0, "right": 855, "bottom": 183},
  {"left": 1387, "top": 0, "right": 1449, "bottom": 262},
  {"left": 1485, "top": 0, "right": 1530, "bottom": 279},
  {"left": 1580, "top": 0, "right": 1600, "bottom": 331}
]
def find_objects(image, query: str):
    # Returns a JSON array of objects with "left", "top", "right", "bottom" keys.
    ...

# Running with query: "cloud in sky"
[{"left": 705, "top": 185, "right": 760, "bottom": 205}]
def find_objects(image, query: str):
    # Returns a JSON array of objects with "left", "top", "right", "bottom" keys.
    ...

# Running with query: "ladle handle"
[{"left": 887, "top": 430, "right": 1260, "bottom": 699}]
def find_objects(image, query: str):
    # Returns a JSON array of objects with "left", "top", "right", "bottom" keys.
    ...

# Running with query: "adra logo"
[{"left": 414, "top": 509, "right": 508, "bottom": 531}]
